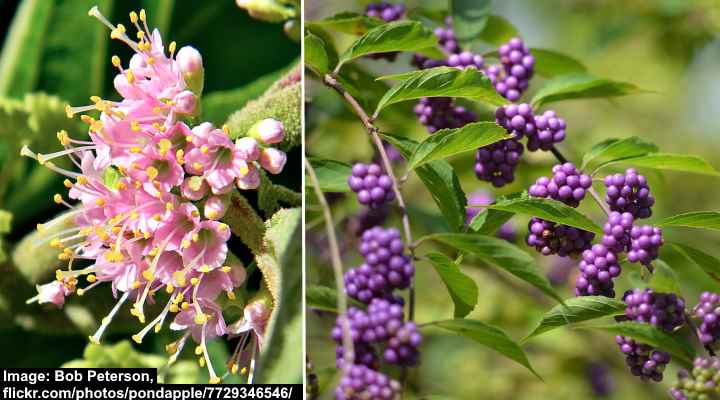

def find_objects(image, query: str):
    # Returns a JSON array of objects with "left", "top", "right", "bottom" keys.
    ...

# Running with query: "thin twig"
[
  {"left": 304, "top": 157, "right": 354, "bottom": 370},
  {"left": 322, "top": 73, "right": 417, "bottom": 321}
]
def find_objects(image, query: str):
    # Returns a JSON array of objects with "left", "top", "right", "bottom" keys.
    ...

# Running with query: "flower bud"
[
  {"left": 176, "top": 46, "right": 204, "bottom": 95},
  {"left": 235, "top": 137, "right": 260, "bottom": 161},
  {"left": 260, "top": 148, "right": 286, "bottom": 174},
  {"left": 113, "top": 74, "right": 139, "bottom": 99},
  {"left": 248, "top": 118, "right": 284, "bottom": 144},
  {"left": 36, "top": 281, "right": 68, "bottom": 307},
  {"left": 173, "top": 90, "right": 197, "bottom": 116},
  {"left": 204, "top": 196, "right": 228, "bottom": 220},
  {"left": 237, "top": 164, "right": 260, "bottom": 190},
  {"left": 236, "top": 0, "right": 295, "bottom": 23},
  {"left": 190, "top": 122, "right": 215, "bottom": 146},
  {"left": 181, "top": 176, "right": 208, "bottom": 200}
]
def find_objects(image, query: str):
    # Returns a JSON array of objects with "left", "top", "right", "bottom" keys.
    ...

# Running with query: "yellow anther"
[
  {"left": 131, "top": 280, "right": 142, "bottom": 289},
  {"left": 90, "top": 95, "right": 101, "bottom": 103},
  {"left": 87, "top": 274, "right": 97, "bottom": 283},
  {"left": 200, "top": 145, "right": 209, "bottom": 154},
  {"left": 136, "top": 31, "right": 145, "bottom": 40},
  {"left": 190, "top": 277, "right": 199, "bottom": 286},
  {"left": 185, "top": 135, "right": 193, "bottom": 143},
  {"left": 49, "top": 238, "right": 63, "bottom": 249},
  {"left": 130, "top": 147, "right": 141, "bottom": 153},
  {"left": 104, "top": 250, "right": 124, "bottom": 263},
  {"left": 175, "top": 149, "right": 185, "bottom": 164},
  {"left": 198, "top": 357, "right": 205, "bottom": 367},
  {"left": 148, "top": 247, "right": 159, "bottom": 257},
  {"left": 144, "top": 232, "right": 151, "bottom": 239},
  {"left": 111, "top": 226, "right": 121, "bottom": 234},
  {"left": 142, "top": 270, "right": 154, "bottom": 281},
  {"left": 166, "top": 283, "right": 174, "bottom": 294},
  {"left": 180, "top": 239, "right": 191, "bottom": 249},
  {"left": 226, "top": 291, "right": 236, "bottom": 300},
  {"left": 77, "top": 175, "right": 88, "bottom": 185},
  {"left": 194, "top": 345, "right": 203, "bottom": 356},
  {"left": 126, "top": 70, "right": 135, "bottom": 84},
  {"left": 117, "top": 181, "right": 127, "bottom": 190},
  {"left": 131, "top": 120, "right": 141, "bottom": 132},
  {"left": 221, "top": 266, "right": 231, "bottom": 273},
  {"left": 222, "top": 125, "right": 230, "bottom": 135},
  {"left": 165, "top": 202, "right": 174, "bottom": 211},
  {"left": 37, "top": 223, "right": 46, "bottom": 233},
  {"left": 65, "top": 104, "right": 74, "bottom": 118},
  {"left": 95, "top": 198, "right": 106, "bottom": 207},
  {"left": 192, "top": 162, "right": 203, "bottom": 171},
  {"left": 53, "top": 194, "right": 63, "bottom": 204},
  {"left": 57, "top": 130, "right": 70, "bottom": 145},
  {"left": 116, "top": 24, "right": 126, "bottom": 33},
  {"left": 147, "top": 57, "right": 155, "bottom": 65},
  {"left": 145, "top": 166, "right": 159, "bottom": 180},
  {"left": 175, "top": 292, "right": 184, "bottom": 303},
  {"left": 199, "top": 265, "right": 211, "bottom": 273},
  {"left": 77, "top": 288, "right": 85, "bottom": 296},
  {"left": 63, "top": 179, "right": 73, "bottom": 189},
  {"left": 152, "top": 214, "right": 162, "bottom": 222},
  {"left": 191, "top": 210, "right": 200, "bottom": 218},
  {"left": 218, "top": 223, "right": 228, "bottom": 232},
  {"left": 231, "top": 364, "right": 239, "bottom": 375},
  {"left": 209, "top": 377, "right": 221, "bottom": 384},
  {"left": 169, "top": 41, "right": 176, "bottom": 54},
  {"left": 240, "top": 367, "right": 248, "bottom": 375},
  {"left": 152, "top": 106, "right": 162, "bottom": 114},
  {"left": 181, "top": 302, "right": 190, "bottom": 310},
  {"left": 194, "top": 312, "right": 208, "bottom": 325},
  {"left": 173, "top": 271, "right": 186, "bottom": 286},
  {"left": 131, "top": 334, "right": 143, "bottom": 344},
  {"left": 169, "top": 304, "right": 179, "bottom": 313},
  {"left": 139, "top": 9, "right": 146, "bottom": 21},
  {"left": 154, "top": 323, "right": 162, "bottom": 333},
  {"left": 192, "top": 233, "right": 199, "bottom": 242}
]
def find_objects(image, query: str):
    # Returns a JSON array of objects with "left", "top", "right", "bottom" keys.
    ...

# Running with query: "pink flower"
[
  {"left": 204, "top": 196, "right": 228, "bottom": 220},
  {"left": 260, "top": 147, "right": 287, "bottom": 174},
  {"left": 182, "top": 221, "right": 231, "bottom": 270},
  {"left": 250, "top": 118, "right": 285, "bottom": 144},
  {"left": 34, "top": 281, "right": 72, "bottom": 307}
]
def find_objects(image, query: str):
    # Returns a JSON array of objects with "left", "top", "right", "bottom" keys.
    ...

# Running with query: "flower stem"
[{"left": 304, "top": 156, "right": 354, "bottom": 371}]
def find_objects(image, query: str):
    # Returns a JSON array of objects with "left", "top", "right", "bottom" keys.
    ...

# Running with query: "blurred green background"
[
  {"left": 0, "top": 0, "right": 299, "bottom": 379},
  {"left": 305, "top": 0, "right": 720, "bottom": 398}
]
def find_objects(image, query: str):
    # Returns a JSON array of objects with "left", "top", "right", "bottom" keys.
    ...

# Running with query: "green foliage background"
[
  {"left": 0, "top": 0, "right": 300, "bottom": 382},
  {"left": 305, "top": 0, "right": 720, "bottom": 398}
]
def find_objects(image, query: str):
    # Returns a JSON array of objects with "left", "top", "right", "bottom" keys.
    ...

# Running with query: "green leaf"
[
  {"left": 339, "top": 21, "right": 437, "bottom": 64},
  {"left": 477, "top": 15, "right": 519, "bottom": 46},
  {"left": 426, "top": 252, "right": 479, "bottom": 318},
  {"left": 406, "top": 122, "right": 510, "bottom": 170},
  {"left": 0, "top": 0, "right": 54, "bottom": 98},
  {"left": 307, "top": 12, "right": 382, "bottom": 35},
  {"left": 531, "top": 73, "right": 646, "bottom": 108},
  {"left": 468, "top": 209, "right": 514, "bottom": 235},
  {"left": 581, "top": 321, "right": 695, "bottom": 365},
  {"left": 102, "top": 166, "right": 121, "bottom": 191},
  {"left": 648, "top": 259, "right": 681, "bottom": 295},
  {"left": 450, "top": 0, "right": 491, "bottom": 44},
  {"left": 141, "top": 0, "right": 174, "bottom": 35},
  {"left": 525, "top": 296, "right": 626, "bottom": 340},
  {"left": 304, "top": 32, "right": 330, "bottom": 74},
  {"left": 598, "top": 153, "right": 720, "bottom": 177},
  {"left": 581, "top": 136, "right": 659, "bottom": 171},
  {"left": 375, "top": 66, "right": 508, "bottom": 115},
  {"left": 306, "top": 285, "right": 364, "bottom": 312},
  {"left": 488, "top": 196, "right": 603, "bottom": 235},
  {"left": 306, "top": 157, "right": 352, "bottom": 193},
  {"left": 656, "top": 211, "right": 720, "bottom": 231},
  {"left": 421, "top": 233, "right": 562, "bottom": 303},
  {"left": 427, "top": 319, "right": 540, "bottom": 378},
  {"left": 381, "top": 132, "right": 466, "bottom": 231},
  {"left": 530, "top": 49, "right": 588, "bottom": 78},
  {"left": 670, "top": 243, "right": 720, "bottom": 286}
]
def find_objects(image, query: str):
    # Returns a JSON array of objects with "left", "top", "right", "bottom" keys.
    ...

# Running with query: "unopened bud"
[
  {"left": 260, "top": 148, "right": 286, "bottom": 174},
  {"left": 176, "top": 46, "right": 204, "bottom": 95},
  {"left": 235, "top": 137, "right": 260, "bottom": 161},
  {"left": 237, "top": 164, "right": 260, "bottom": 190},
  {"left": 204, "top": 196, "right": 228, "bottom": 220},
  {"left": 248, "top": 118, "right": 284, "bottom": 144},
  {"left": 173, "top": 90, "right": 197, "bottom": 116},
  {"left": 236, "top": 0, "right": 295, "bottom": 23}
]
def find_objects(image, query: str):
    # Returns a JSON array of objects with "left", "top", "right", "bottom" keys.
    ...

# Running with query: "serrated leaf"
[
  {"left": 477, "top": 15, "right": 519, "bottom": 46},
  {"left": 488, "top": 196, "right": 603, "bottom": 235},
  {"left": 648, "top": 259, "right": 681, "bottom": 295},
  {"left": 426, "top": 253, "right": 478, "bottom": 318},
  {"left": 421, "top": 233, "right": 562, "bottom": 303},
  {"left": 525, "top": 296, "right": 626, "bottom": 340},
  {"left": 307, "top": 12, "right": 382, "bottom": 35},
  {"left": 531, "top": 73, "right": 646, "bottom": 108},
  {"left": 406, "top": 122, "right": 510, "bottom": 170},
  {"left": 581, "top": 136, "right": 659, "bottom": 171},
  {"left": 305, "top": 32, "right": 330, "bottom": 74},
  {"left": 656, "top": 211, "right": 720, "bottom": 231},
  {"left": 670, "top": 242, "right": 720, "bottom": 286},
  {"left": 468, "top": 208, "right": 514, "bottom": 235},
  {"left": 375, "top": 66, "right": 508, "bottom": 115},
  {"left": 306, "top": 157, "right": 352, "bottom": 193},
  {"left": 530, "top": 49, "right": 587, "bottom": 78},
  {"left": 339, "top": 21, "right": 437, "bottom": 64},
  {"left": 599, "top": 153, "right": 720, "bottom": 177},
  {"left": 427, "top": 319, "right": 540, "bottom": 378},
  {"left": 0, "top": 0, "right": 54, "bottom": 98},
  {"left": 306, "top": 285, "right": 364, "bottom": 312},
  {"left": 580, "top": 321, "right": 695, "bottom": 365},
  {"left": 381, "top": 132, "right": 466, "bottom": 231},
  {"left": 450, "top": 0, "right": 491, "bottom": 44}
]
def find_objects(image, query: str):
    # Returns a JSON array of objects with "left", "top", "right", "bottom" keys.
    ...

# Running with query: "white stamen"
[{"left": 89, "top": 291, "right": 130, "bottom": 344}]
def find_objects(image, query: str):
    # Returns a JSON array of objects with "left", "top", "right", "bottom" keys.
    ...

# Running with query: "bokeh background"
[
  {"left": 0, "top": 0, "right": 299, "bottom": 381},
  {"left": 305, "top": 0, "right": 720, "bottom": 398}
]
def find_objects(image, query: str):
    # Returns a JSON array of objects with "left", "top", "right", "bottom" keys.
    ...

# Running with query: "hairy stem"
[
  {"left": 304, "top": 156, "right": 354, "bottom": 370},
  {"left": 322, "top": 74, "right": 417, "bottom": 321}
]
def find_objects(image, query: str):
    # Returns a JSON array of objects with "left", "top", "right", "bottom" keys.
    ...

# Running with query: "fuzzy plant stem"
[
  {"left": 323, "top": 73, "right": 417, "bottom": 321},
  {"left": 304, "top": 156, "right": 355, "bottom": 370}
]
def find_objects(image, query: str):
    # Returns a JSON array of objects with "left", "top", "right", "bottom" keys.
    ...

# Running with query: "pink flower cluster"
[{"left": 22, "top": 7, "right": 284, "bottom": 383}]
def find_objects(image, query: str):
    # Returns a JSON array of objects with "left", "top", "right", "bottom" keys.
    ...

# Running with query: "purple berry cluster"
[
  {"left": 623, "top": 288, "right": 685, "bottom": 332},
  {"left": 413, "top": 97, "right": 477, "bottom": 133},
  {"left": 601, "top": 211, "right": 634, "bottom": 253},
  {"left": 364, "top": 2, "right": 406, "bottom": 62},
  {"left": 575, "top": 244, "right": 621, "bottom": 297},
  {"left": 527, "top": 218, "right": 595, "bottom": 257},
  {"left": 528, "top": 162, "right": 592, "bottom": 207},
  {"left": 348, "top": 163, "right": 395, "bottom": 208},
  {"left": 485, "top": 38, "right": 535, "bottom": 102},
  {"left": 627, "top": 224, "right": 663, "bottom": 266},
  {"left": 335, "top": 364, "right": 401, "bottom": 400},
  {"left": 692, "top": 291, "right": 720, "bottom": 348},
  {"left": 474, "top": 138, "right": 524, "bottom": 187},
  {"left": 670, "top": 356, "right": 720, "bottom": 400},
  {"left": 447, "top": 51, "right": 484, "bottom": 69},
  {"left": 528, "top": 110, "right": 566, "bottom": 151},
  {"left": 495, "top": 103, "right": 534, "bottom": 139},
  {"left": 434, "top": 18, "right": 460, "bottom": 55},
  {"left": 604, "top": 168, "right": 655, "bottom": 219},
  {"left": 615, "top": 336, "right": 671, "bottom": 382}
]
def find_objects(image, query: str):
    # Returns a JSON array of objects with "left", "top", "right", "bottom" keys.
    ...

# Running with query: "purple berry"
[
  {"left": 483, "top": 37, "right": 534, "bottom": 101},
  {"left": 692, "top": 292, "right": 720, "bottom": 348},
  {"left": 495, "top": 103, "right": 535, "bottom": 140},
  {"left": 575, "top": 244, "right": 621, "bottom": 298},
  {"left": 601, "top": 211, "right": 634, "bottom": 253},
  {"left": 528, "top": 110, "right": 566, "bottom": 151},
  {"left": 414, "top": 97, "right": 477, "bottom": 133},
  {"left": 623, "top": 288, "right": 685, "bottom": 332},
  {"left": 364, "top": 2, "right": 406, "bottom": 62},
  {"left": 348, "top": 163, "right": 395, "bottom": 208},
  {"left": 528, "top": 162, "right": 592, "bottom": 207},
  {"left": 474, "top": 138, "right": 524, "bottom": 187},
  {"left": 603, "top": 168, "right": 655, "bottom": 219},
  {"left": 627, "top": 224, "right": 663, "bottom": 266},
  {"left": 670, "top": 356, "right": 720, "bottom": 399},
  {"left": 447, "top": 51, "right": 484, "bottom": 70},
  {"left": 527, "top": 217, "right": 595, "bottom": 257},
  {"left": 335, "top": 364, "right": 401, "bottom": 400},
  {"left": 615, "top": 336, "right": 670, "bottom": 382}
]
